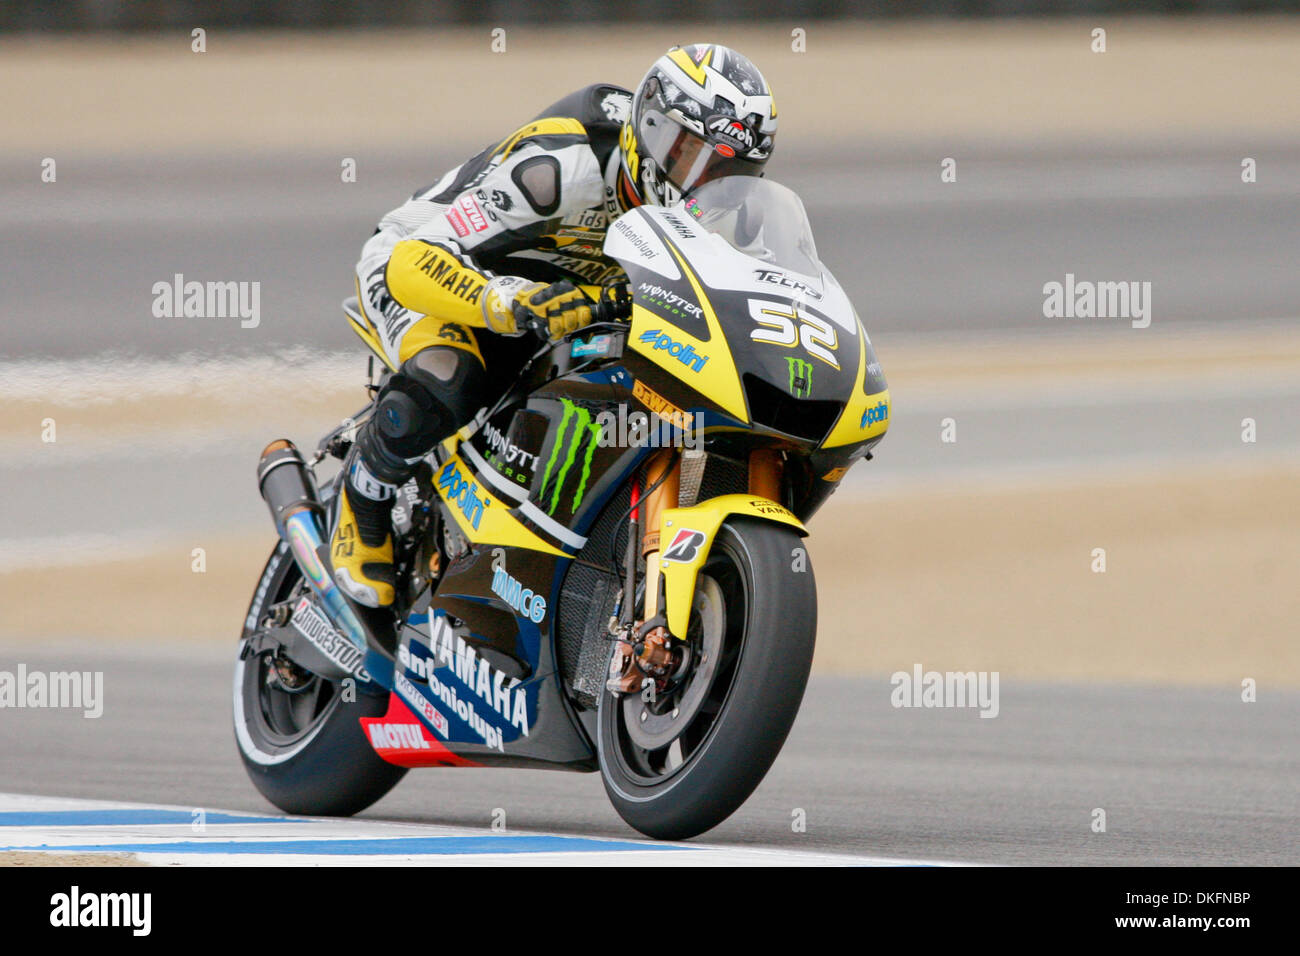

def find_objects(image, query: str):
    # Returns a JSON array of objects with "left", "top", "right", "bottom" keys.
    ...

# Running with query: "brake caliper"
[{"left": 605, "top": 618, "right": 682, "bottom": 698}]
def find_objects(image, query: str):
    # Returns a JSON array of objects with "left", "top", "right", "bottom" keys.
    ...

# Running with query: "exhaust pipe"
[{"left": 257, "top": 440, "right": 368, "bottom": 653}]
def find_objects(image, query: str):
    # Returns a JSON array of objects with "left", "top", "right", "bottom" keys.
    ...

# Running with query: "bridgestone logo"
[{"left": 292, "top": 597, "right": 370, "bottom": 679}]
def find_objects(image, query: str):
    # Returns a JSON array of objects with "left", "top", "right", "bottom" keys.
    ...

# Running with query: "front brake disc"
[{"left": 622, "top": 575, "right": 725, "bottom": 751}]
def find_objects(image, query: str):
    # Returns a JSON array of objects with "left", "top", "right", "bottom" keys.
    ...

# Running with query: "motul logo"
[
  {"left": 368, "top": 721, "right": 431, "bottom": 750},
  {"left": 458, "top": 195, "right": 489, "bottom": 232}
]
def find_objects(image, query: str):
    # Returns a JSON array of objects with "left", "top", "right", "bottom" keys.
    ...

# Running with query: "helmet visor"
[{"left": 639, "top": 109, "right": 760, "bottom": 196}]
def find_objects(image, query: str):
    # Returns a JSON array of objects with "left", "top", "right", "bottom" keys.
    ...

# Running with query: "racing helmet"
[{"left": 617, "top": 43, "right": 777, "bottom": 209}]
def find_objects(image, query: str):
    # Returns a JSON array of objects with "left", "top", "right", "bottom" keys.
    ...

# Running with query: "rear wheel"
[
  {"left": 597, "top": 518, "right": 816, "bottom": 840},
  {"left": 233, "top": 540, "right": 406, "bottom": 816}
]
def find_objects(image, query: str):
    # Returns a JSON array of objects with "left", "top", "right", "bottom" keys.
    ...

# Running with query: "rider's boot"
[
  {"left": 331, "top": 445, "right": 401, "bottom": 608},
  {"left": 330, "top": 343, "right": 489, "bottom": 607}
]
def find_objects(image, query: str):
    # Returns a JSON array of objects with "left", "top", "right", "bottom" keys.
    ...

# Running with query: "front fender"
[{"left": 658, "top": 494, "right": 807, "bottom": 638}]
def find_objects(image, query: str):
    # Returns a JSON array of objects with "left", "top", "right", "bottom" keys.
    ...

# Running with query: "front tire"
[
  {"left": 233, "top": 541, "right": 407, "bottom": 816},
  {"left": 597, "top": 518, "right": 816, "bottom": 840}
]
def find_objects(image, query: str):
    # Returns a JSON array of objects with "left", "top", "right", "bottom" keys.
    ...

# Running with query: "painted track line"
[{"left": 0, "top": 794, "right": 967, "bottom": 867}]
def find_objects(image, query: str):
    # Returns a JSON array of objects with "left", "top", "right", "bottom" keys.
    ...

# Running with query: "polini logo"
[
  {"left": 638, "top": 329, "right": 709, "bottom": 372},
  {"left": 437, "top": 461, "right": 488, "bottom": 529},
  {"left": 539, "top": 398, "right": 602, "bottom": 515},
  {"left": 860, "top": 400, "right": 889, "bottom": 429}
]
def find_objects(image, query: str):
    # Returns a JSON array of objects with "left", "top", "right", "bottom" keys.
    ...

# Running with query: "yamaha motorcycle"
[{"left": 234, "top": 175, "right": 890, "bottom": 840}]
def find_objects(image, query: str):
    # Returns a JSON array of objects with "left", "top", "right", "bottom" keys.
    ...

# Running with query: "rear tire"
[
  {"left": 233, "top": 540, "right": 407, "bottom": 816},
  {"left": 597, "top": 518, "right": 816, "bottom": 840}
]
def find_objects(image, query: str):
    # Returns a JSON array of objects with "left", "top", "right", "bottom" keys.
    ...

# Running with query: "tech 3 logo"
[
  {"left": 538, "top": 398, "right": 602, "bottom": 516},
  {"left": 786, "top": 357, "right": 813, "bottom": 398}
]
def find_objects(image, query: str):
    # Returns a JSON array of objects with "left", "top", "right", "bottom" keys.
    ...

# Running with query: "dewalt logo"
[
  {"left": 539, "top": 398, "right": 602, "bottom": 516},
  {"left": 632, "top": 380, "right": 693, "bottom": 431}
]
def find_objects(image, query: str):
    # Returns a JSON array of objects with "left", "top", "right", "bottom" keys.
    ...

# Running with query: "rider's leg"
[{"left": 331, "top": 322, "right": 486, "bottom": 608}]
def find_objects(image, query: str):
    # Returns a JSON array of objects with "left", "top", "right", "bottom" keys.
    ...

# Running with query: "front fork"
[{"left": 606, "top": 448, "right": 785, "bottom": 696}]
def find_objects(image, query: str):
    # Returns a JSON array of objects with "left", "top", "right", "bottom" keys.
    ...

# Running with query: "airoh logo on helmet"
[{"left": 706, "top": 114, "right": 756, "bottom": 150}]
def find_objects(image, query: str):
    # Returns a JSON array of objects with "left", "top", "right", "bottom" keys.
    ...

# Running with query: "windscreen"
[{"left": 680, "top": 176, "right": 823, "bottom": 277}]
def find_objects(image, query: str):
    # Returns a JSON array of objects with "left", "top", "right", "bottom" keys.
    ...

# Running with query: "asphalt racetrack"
[{"left": 1, "top": 640, "right": 1295, "bottom": 865}]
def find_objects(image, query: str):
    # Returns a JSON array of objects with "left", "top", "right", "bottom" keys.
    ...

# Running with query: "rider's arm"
[{"left": 358, "top": 118, "right": 605, "bottom": 337}]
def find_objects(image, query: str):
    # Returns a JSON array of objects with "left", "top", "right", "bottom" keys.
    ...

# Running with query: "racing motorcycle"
[{"left": 234, "top": 175, "right": 891, "bottom": 840}]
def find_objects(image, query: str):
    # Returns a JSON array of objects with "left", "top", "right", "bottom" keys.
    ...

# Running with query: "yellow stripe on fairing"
[
  {"left": 626, "top": 238, "right": 749, "bottom": 422},
  {"left": 433, "top": 453, "right": 566, "bottom": 557},
  {"left": 820, "top": 328, "right": 891, "bottom": 448}
]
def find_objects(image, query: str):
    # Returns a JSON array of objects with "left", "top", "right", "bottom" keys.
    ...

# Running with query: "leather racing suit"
[{"left": 333, "top": 83, "right": 638, "bottom": 608}]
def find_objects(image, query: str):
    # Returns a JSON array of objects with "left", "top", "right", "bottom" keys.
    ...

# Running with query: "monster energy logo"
[
  {"left": 787, "top": 357, "right": 813, "bottom": 398},
  {"left": 539, "top": 398, "right": 602, "bottom": 515}
]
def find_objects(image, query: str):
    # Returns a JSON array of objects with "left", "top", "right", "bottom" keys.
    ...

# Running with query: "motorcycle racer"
[{"left": 332, "top": 42, "right": 779, "bottom": 608}]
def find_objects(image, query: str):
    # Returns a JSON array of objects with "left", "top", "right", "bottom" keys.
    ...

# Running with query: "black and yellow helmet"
[{"left": 617, "top": 43, "right": 777, "bottom": 209}]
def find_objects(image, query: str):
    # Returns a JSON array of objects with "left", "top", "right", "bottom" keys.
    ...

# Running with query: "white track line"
[
  {"left": 0, "top": 349, "right": 363, "bottom": 404},
  {"left": 0, "top": 794, "right": 969, "bottom": 867}
]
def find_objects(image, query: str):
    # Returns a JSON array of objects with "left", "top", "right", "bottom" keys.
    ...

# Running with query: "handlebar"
[
  {"left": 590, "top": 282, "right": 633, "bottom": 324},
  {"left": 520, "top": 281, "right": 632, "bottom": 341}
]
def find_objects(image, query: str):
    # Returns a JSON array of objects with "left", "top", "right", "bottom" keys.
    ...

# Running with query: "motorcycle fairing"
[
  {"left": 383, "top": 579, "right": 596, "bottom": 768},
  {"left": 609, "top": 210, "right": 747, "bottom": 421},
  {"left": 376, "top": 371, "right": 671, "bottom": 767},
  {"left": 608, "top": 203, "right": 891, "bottom": 448},
  {"left": 820, "top": 330, "right": 891, "bottom": 448},
  {"left": 657, "top": 494, "right": 807, "bottom": 639}
]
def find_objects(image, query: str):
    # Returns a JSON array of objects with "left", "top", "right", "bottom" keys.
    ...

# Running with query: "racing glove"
[{"left": 481, "top": 277, "right": 593, "bottom": 339}]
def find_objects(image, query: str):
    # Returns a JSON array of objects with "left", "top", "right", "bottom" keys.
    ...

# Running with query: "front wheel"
[{"left": 597, "top": 518, "right": 816, "bottom": 840}]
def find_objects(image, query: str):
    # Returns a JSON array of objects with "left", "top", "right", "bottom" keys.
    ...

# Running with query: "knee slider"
[
  {"left": 363, "top": 347, "right": 485, "bottom": 468},
  {"left": 375, "top": 387, "right": 428, "bottom": 442},
  {"left": 369, "top": 376, "right": 442, "bottom": 465},
  {"left": 400, "top": 346, "right": 487, "bottom": 428}
]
